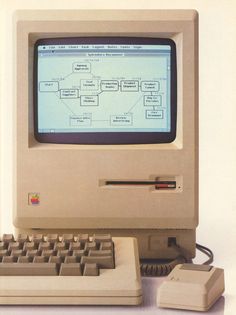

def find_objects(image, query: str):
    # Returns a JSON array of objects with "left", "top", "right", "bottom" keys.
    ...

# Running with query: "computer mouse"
[{"left": 157, "top": 263, "right": 225, "bottom": 311}]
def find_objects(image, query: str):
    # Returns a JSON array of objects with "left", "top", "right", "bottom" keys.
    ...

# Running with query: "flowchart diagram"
[{"left": 38, "top": 59, "right": 168, "bottom": 130}]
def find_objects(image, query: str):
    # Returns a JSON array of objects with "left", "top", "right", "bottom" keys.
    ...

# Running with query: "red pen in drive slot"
[{"left": 155, "top": 182, "right": 176, "bottom": 190}]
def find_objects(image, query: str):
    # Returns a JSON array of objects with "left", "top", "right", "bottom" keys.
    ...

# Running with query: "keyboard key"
[
  {"left": 38, "top": 242, "right": 52, "bottom": 251},
  {"left": 84, "top": 241, "right": 97, "bottom": 251},
  {"left": 89, "top": 249, "right": 113, "bottom": 256},
  {"left": 17, "top": 234, "right": 29, "bottom": 243},
  {"left": 0, "top": 263, "right": 58, "bottom": 275},
  {"left": 99, "top": 241, "right": 113, "bottom": 250},
  {"left": 81, "top": 255, "right": 114, "bottom": 269},
  {"left": 11, "top": 249, "right": 24, "bottom": 257},
  {"left": 57, "top": 249, "right": 70, "bottom": 257},
  {"left": 32, "top": 234, "right": 43, "bottom": 243},
  {"left": 0, "top": 250, "right": 8, "bottom": 257},
  {"left": 49, "top": 256, "right": 63, "bottom": 264},
  {"left": 78, "top": 234, "right": 89, "bottom": 243},
  {"left": 64, "top": 256, "right": 78, "bottom": 264},
  {"left": 69, "top": 242, "right": 81, "bottom": 250},
  {"left": 0, "top": 242, "right": 6, "bottom": 250},
  {"left": 64, "top": 256, "right": 76, "bottom": 263},
  {"left": 83, "top": 263, "right": 99, "bottom": 276},
  {"left": 3, "top": 234, "right": 14, "bottom": 243},
  {"left": 62, "top": 234, "right": 74, "bottom": 242},
  {"left": 33, "top": 256, "right": 48, "bottom": 263},
  {"left": 26, "top": 250, "right": 40, "bottom": 257},
  {"left": 41, "top": 250, "right": 55, "bottom": 257},
  {"left": 54, "top": 242, "right": 66, "bottom": 250},
  {"left": 18, "top": 256, "right": 31, "bottom": 263},
  {"left": 59, "top": 263, "right": 82, "bottom": 276},
  {"left": 2, "top": 256, "right": 17, "bottom": 263},
  {"left": 93, "top": 234, "right": 112, "bottom": 242},
  {"left": 72, "top": 250, "right": 85, "bottom": 257},
  {"left": 23, "top": 242, "right": 37, "bottom": 251},
  {"left": 8, "top": 242, "right": 21, "bottom": 250},
  {"left": 46, "top": 234, "right": 58, "bottom": 243}
]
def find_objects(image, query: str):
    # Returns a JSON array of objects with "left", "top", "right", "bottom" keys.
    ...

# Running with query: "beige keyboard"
[{"left": 0, "top": 234, "right": 142, "bottom": 305}]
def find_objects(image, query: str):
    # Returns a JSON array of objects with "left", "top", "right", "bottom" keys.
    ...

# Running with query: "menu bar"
[{"left": 38, "top": 44, "right": 171, "bottom": 51}]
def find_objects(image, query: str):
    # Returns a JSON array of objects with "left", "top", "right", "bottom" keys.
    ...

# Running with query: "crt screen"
[{"left": 37, "top": 43, "right": 172, "bottom": 134}]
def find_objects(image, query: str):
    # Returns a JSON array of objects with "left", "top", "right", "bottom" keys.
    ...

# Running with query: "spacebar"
[{"left": 0, "top": 263, "right": 58, "bottom": 276}]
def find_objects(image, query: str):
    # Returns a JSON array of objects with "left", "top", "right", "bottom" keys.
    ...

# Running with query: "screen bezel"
[{"left": 34, "top": 37, "right": 177, "bottom": 144}]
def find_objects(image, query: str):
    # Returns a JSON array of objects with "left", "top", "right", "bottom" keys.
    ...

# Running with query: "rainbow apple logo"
[{"left": 28, "top": 193, "right": 40, "bottom": 205}]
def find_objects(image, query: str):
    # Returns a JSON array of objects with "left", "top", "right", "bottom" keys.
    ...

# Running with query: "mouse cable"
[
  {"left": 140, "top": 242, "right": 214, "bottom": 277},
  {"left": 196, "top": 243, "right": 214, "bottom": 265}
]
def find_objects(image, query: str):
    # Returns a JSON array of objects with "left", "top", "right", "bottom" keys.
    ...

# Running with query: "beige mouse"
[{"left": 157, "top": 263, "right": 225, "bottom": 311}]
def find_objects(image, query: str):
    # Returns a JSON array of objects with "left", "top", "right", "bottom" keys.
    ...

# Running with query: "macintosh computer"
[
  {"left": 14, "top": 9, "right": 198, "bottom": 259},
  {"left": 0, "top": 9, "right": 224, "bottom": 310}
]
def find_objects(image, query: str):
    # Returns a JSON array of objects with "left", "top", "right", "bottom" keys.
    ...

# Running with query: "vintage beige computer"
[{"left": 0, "top": 9, "right": 200, "bottom": 305}]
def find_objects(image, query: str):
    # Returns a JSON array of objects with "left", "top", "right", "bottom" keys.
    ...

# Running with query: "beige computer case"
[{"left": 13, "top": 10, "right": 198, "bottom": 259}]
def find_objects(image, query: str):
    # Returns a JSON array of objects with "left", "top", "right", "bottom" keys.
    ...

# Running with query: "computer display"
[{"left": 35, "top": 38, "right": 176, "bottom": 144}]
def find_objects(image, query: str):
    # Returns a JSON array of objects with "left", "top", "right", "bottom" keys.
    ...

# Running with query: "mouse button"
[{"left": 180, "top": 263, "right": 212, "bottom": 272}]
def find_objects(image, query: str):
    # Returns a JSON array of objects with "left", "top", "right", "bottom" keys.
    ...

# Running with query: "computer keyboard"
[{"left": 0, "top": 233, "right": 142, "bottom": 305}]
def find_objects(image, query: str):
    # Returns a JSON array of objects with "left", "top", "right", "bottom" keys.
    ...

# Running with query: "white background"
[{"left": 0, "top": 0, "right": 236, "bottom": 314}]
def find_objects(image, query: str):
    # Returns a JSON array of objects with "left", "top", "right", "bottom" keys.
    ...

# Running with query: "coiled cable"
[
  {"left": 140, "top": 242, "right": 213, "bottom": 277},
  {"left": 140, "top": 255, "right": 186, "bottom": 277}
]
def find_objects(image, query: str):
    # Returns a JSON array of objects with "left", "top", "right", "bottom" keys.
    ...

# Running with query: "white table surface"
[
  {"left": 0, "top": 276, "right": 231, "bottom": 315},
  {"left": 0, "top": 216, "right": 235, "bottom": 315},
  {"left": 0, "top": 219, "right": 235, "bottom": 315}
]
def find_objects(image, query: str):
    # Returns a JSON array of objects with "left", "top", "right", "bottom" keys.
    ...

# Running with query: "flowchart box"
[
  {"left": 146, "top": 110, "right": 163, "bottom": 119},
  {"left": 110, "top": 114, "right": 132, "bottom": 126},
  {"left": 73, "top": 62, "right": 91, "bottom": 73},
  {"left": 60, "top": 89, "right": 78, "bottom": 99},
  {"left": 81, "top": 95, "right": 99, "bottom": 106},
  {"left": 70, "top": 115, "right": 91, "bottom": 126},
  {"left": 141, "top": 81, "right": 160, "bottom": 92},
  {"left": 80, "top": 79, "right": 99, "bottom": 91},
  {"left": 39, "top": 81, "right": 59, "bottom": 92},
  {"left": 101, "top": 80, "right": 119, "bottom": 91},
  {"left": 144, "top": 95, "right": 162, "bottom": 106},
  {"left": 120, "top": 80, "right": 139, "bottom": 92}
]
